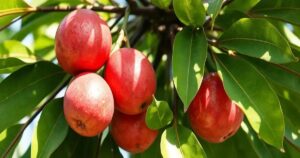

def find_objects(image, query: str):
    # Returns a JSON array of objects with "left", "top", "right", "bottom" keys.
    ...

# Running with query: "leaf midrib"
[
  {"left": 184, "top": 30, "right": 194, "bottom": 106},
  {"left": 220, "top": 37, "right": 285, "bottom": 54}
]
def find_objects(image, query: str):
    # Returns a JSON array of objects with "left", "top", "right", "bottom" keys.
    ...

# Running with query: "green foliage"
[
  {"left": 146, "top": 98, "right": 173, "bottom": 130},
  {"left": 172, "top": 27, "right": 207, "bottom": 108},
  {"left": 31, "top": 99, "right": 68, "bottom": 158},
  {"left": 0, "top": 0, "right": 300, "bottom": 157},
  {"left": 216, "top": 54, "right": 284, "bottom": 149},
  {"left": 173, "top": 0, "right": 206, "bottom": 27},
  {"left": 161, "top": 125, "right": 206, "bottom": 158}
]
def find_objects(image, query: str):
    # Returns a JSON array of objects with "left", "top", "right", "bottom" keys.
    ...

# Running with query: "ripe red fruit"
[
  {"left": 104, "top": 48, "right": 156, "bottom": 115},
  {"left": 110, "top": 111, "right": 158, "bottom": 153},
  {"left": 187, "top": 72, "right": 244, "bottom": 143},
  {"left": 64, "top": 72, "right": 114, "bottom": 137},
  {"left": 55, "top": 9, "right": 111, "bottom": 75}
]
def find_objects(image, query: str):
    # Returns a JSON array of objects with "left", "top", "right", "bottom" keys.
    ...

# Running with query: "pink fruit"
[
  {"left": 188, "top": 72, "right": 244, "bottom": 143},
  {"left": 104, "top": 48, "right": 156, "bottom": 115},
  {"left": 64, "top": 72, "right": 114, "bottom": 137},
  {"left": 55, "top": 9, "right": 111, "bottom": 75}
]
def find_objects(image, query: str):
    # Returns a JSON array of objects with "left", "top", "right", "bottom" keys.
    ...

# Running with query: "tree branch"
[{"left": 0, "top": 5, "right": 160, "bottom": 18}]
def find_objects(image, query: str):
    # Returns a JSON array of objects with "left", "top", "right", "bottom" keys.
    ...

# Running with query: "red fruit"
[
  {"left": 187, "top": 72, "right": 244, "bottom": 143},
  {"left": 64, "top": 72, "right": 114, "bottom": 137},
  {"left": 104, "top": 48, "right": 156, "bottom": 115},
  {"left": 110, "top": 111, "right": 158, "bottom": 153},
  {"left": 55, "top": 9, "right": 111, "bottom": 75}
]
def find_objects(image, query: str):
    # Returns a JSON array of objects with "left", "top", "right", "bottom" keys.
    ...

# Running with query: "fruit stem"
[
  {"left": 123, "top": 7, "right": 131, "bottom": 48},
  {"left": 1, "top": 74, "right": 71, "bottom": 158}
]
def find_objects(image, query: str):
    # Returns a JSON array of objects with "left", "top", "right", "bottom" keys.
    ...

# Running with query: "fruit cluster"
[
  {"left": 55, "top": 9, "right": 244, "bottom": 154},
  {"left": 55, "top": 9, "right": 157, "bottom": 153}
]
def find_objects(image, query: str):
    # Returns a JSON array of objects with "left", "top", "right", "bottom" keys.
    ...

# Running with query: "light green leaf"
[
  {"left": 0, "top": 0, "right": 30, "bottom": 28},
  {"left": 207, "top": 0, "right": 223, "bottom": 21},
  {"left": 161, "top": 125, "right": 206, "bottom": 158},
  {"left": 172, "top": 27, "right": 207, "bottom": 108},
  {"left": 31, "top": 99, "right": 68, "bottom": 158},
  {"left": 151, "top": 0, "right": 171, "bottom": 9},
  {"left": 251, "top": 0, "right": 300, "bottom": 25},
  {"left": 0, "top": 40, "right": 37, "bottom": 62},
  {"left": 146, "top": 98, "right": 173, "bottom": 130},
  {"left": 0, "top": 61, "right": 68, "bottom": 133},
  {"left": 173, "top": 0, "right": 206, "bottom": 27},
  {"left": 219, "top": 18, "right": 297, "bottom": 63},
  {"left": 216, "top": 54, "right": 285, "bottom": 149},
  {"left": 0, "top": 124, "right": 22, "bottom": 158}
]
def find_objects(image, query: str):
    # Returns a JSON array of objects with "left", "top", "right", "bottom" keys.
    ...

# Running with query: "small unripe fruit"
[
  {"left": 64, "top": 72, "right": 114, "bottom": 137},
  {"left": 104, "top": 48, "right": 156, "bottom": 115},
  {"left": 187, "top": 72, "right": 244, "bottom": 143},
  {"left": 110, "top": 111, "right": 158, "bottom": 153},
  {"left": 55, "top": 9, "right": 111, "bottom": 75}
]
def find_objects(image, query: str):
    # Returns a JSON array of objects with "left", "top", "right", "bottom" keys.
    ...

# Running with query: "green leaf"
[
  {"left": 215, "top": 10, "right": 247, "bottom": 30},
  {"left": 31, "top": 98, "right": 68, "bottom": 158},
  {"left": 200, "top": 129, "right": 259, "bottom": 158},
  {"left": 151, "top": 0, "right": 171, "bottom": 9},
  {"left": 51, "top": 129, "right": 80, "bottom": 158},
  {"left": 219, "top": 18, "right": 297, "bottom": 63},
  {"left": 0, "top": 124, "right": 22, "bottom": 157},
  {"left": 172, "top": 27, "right": 207, "bottom": 108},
  {"left": 226, "top": 0, "right": 260, "bottom": 12},
  {"left": 0, "top": 40, "right": 37, "bottom": 62},
  {"left": 216, "top": 54, "right": 285, "bottom": 149},
  {"left": 161, "top": 125, "right": 206, "bottom": 158},
  {"left": 207, "top": 0, "right": 223, "bottom": 22},
  {"left": 0, "top": 0, "right": 30, "bottom": 28},
  {"left": 241, "top": 121, "right": 274, "bottom": 158},
  {"left": 0, "top": 58, "right": 26, "bottom": 74},
  {"left": 0, "top": 61, "right": 68, "bottom": 133},
  {"left": 173, "top": 0, "right": 206, "bottom": 27},
  {"left": 251, "top": 0, "right": 300, "bottom": 25},
  {"left": 99, "top": 134, "right": 122, "bottom": 158},
  {"left": 146, "top": 98, "right": 173, "bottom": 130}
]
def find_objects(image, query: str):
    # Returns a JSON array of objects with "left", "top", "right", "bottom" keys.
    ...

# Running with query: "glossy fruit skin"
[
  {"left": 110, "top": 111, "right": 158, "bottom": 153},
  {"left": 64, "top": 72, "right": 114, "bottom": 137},
  {"left": 187, "top": 72, "right": 244, "bottom": 143},
  {"left": 55, "top": 9, "right": 111, "bottom": 75},
  {"left": 104, "top": 48, "right": 156, "bottom": 115}
]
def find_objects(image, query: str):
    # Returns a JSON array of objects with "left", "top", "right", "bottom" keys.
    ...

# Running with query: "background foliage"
[{"left": 0, "top": 0, "right": 300, "bottom": 158}]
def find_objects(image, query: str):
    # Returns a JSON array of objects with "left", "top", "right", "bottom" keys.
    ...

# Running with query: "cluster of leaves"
[{"left": 0, "top": 0, "right": 300, "bottom": 158}]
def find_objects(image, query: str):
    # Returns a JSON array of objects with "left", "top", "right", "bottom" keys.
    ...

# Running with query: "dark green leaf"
[
  {"left": 146, "top": 98, "right": 173, "bottom": 130},
  {"left": 172, "top": 27, "right": 207, "bottom": 108},
  {"left": 161, "top": 125, "right": 206, "bottom": 158},
  {"left": 215, "top": 10, "right": 247, "bottom": 30},
  {"left": 0, "top": 124, "right": 22, "bottom": 157},
  {"left": 0, "top": 61, "right": 68, "bottom": 132},
  {"left": 99, "top": 134, "right": 122, "bottom": 158},
  {"left": 226, "top": 0, "right": 260, "bottom": 12},
  {"left": 0, "top": 0, "right": 29, "bottom": 28},
  {"left": 31, "top": 98, "right": 68, "bottom": 158},
  {"left": 216, "top": 54, "right": 285, "bottom": 149},
  {"left": 51, "top": 129, "right": 80, "bottom": 158},
  {"left": 0, "top": 58, "right": 26, "bottom": 74},
  {"left": 219, "top": 18, "right": 297, "bottom": 63},
  {"left": 150, "top": 0, "right": 171, "bottom": 9},
  {"left": 201, "top": 129, "right": 259, "bottom": 158},
  {"left": 251, "top": 0, "right": 300, "bottom": 25},
  {"left": 173, "top": 0, "right": 206, "bottom": 27}
]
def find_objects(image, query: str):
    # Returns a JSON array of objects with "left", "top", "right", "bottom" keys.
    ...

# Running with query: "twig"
[
  {"left": 0, "top": 13, "right": 30, "bottom": 31},
  {"left": 1, "top": 74, "right": 71, "bottom": 158},
  {"left": 109, "top": 14, "right": 124, "bottom": 30},
  {"left": 95, "top": 132, "right": 103, "bottom": 158},
  {"left": 0, "top": 5, "right": 159, "bottom": 18},
  {"left": 130, "top": 19, "right": 149, "bottom": 47}
]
